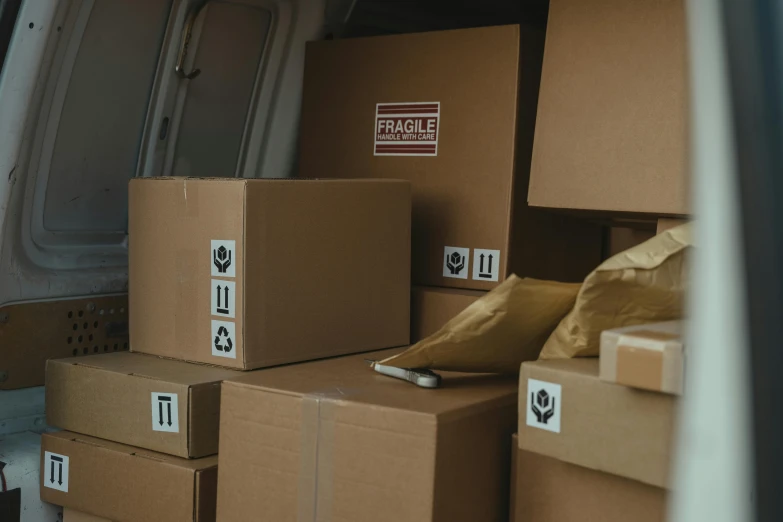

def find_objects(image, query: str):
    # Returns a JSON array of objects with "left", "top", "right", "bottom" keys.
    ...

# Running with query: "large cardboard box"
[
  {"left": 129, "top": 178, "right": 411, "bottom": 370},
  {"left": 510, "top": 434, "right": 666, "bottom": 522},
  {"left": 46, "top": 352, "right": 240, "bottom": 457},
  {"left": 63, "top": 509, "right": 111, "bottom": 522},
  {"left": 518, "top": 359, "right": 677, "bottom": 488},
  {"left": 217, "top": 348, "right": 518, "bottom": 522},
  {"left": 600, "top": 321, "right": 685, "bottom": 395},
  {"left": 40, "top": 432, "right": 218, "bottom": 522},
  {"left": 299, "top": 25, "right": 603, "bottom": 291},
  {"left": 528, "top": 0, "right": 688, "bottom": 215},
  {"left": 411, "top": 286, "right": 485, "bottom": 342}
]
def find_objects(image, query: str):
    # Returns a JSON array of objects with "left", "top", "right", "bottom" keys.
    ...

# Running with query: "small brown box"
[
  {"left": 46, "top": 352, "right": 240, "bottom": 458},
  {"left": 217, "top": 348, "right": 518, "bottom": 522},
  {"left": 299, "top": 25, "right": 603, "bottom": 291},
  {"left": 600, "top": 321, "right": 685, "bottom": 395},
  {"left": 41, "top": 432, "right": 218, "bottom": 522},
  {"left": 129, "top": 177, "right": 411, "bottom": 370},
  {"left": 510, "top": 434, "right": 666, "bottom": 522},
  {"left": 519, "top": 359, "right": 677, "bottom": 489},
  {"left": 411, "top": 286, "right": 485, "bottom": 342},
  {"left": 528, "top": 0, "right": 688, "bottom": 215}
]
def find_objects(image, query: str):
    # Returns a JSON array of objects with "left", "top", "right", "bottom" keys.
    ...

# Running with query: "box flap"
[{"left": 518, "top": 358, "right": 676, "bottom": 488}]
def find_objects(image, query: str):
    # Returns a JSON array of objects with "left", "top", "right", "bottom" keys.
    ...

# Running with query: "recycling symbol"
[{"left": 214, "top": 326, "right": 233, "bottom": 353}]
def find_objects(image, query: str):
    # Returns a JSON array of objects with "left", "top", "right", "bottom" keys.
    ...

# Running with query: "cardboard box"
[
  {"left": 217, "top": 348, "right": 518, "bottom": 522},
  {"left": 64, "top": 509, "right": 111, "bottom": 522},
  {"left": 600, "top": 321, "right": 685, "bottom": 395},
  {"left": 129, "top": 177, "right": 411, "bottom": 370},
  {"left": 518, "top": 359, "right": 677, "bottom": 488},
  {"left": 46, "top": 352, "right": 240, "bottom": 457},
  {"left": 528, "top": 0, "right": 688, "bottom": 215},
  {"left": 40, "top": 432, "right": 218, "bottom": 522},
  {"left": 411, "top": 286, "right": 485, "bottom": 342},
  {"left": 299, "top": 25, "right": 603, "bottom": 291},
  {"left": 510, "top": 434, "right": 666, "bottom": 522}
]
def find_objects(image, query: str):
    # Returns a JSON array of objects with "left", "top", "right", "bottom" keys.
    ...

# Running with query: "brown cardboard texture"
[
  {"left": 46, "top": 352, "right": 239, "bottom": 457},
  {"left": 64, "top": 509, "right": 111, "bottom": 522},
  {"left": 40, "top": 432, "right": 218, "bottom": 522},
  {"left": 519, "top": 359, "right": 677, "bottom": 488},
  {"left": 600, "top": 321, "right": 685, "bottom": 395},
  {"left": 411, "top": 286, "right": 485, "bottom": 342},
  {"left": 217, "top": 348, "right": 518, "bottom": 522},
  {"left": 299, "top": 25, "right": 603, "bottom": 291},
  {"left": 528, "top": 0, "right": 688, "bottom": 214},
  {"left": 129, "top": 177, "right": 411, "bottom": 370},
  {"left": 510, "top": 434, "right": 666, "bottom": 522}
]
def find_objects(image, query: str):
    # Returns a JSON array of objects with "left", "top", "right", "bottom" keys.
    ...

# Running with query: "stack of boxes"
[{"left": 41, "top": 0, "right": 689, "bottom": 519}]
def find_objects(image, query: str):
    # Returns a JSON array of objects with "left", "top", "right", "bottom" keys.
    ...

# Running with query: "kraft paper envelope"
[
  {"left": 380, "top": 275, "right": 580, "bottom": 374},
  {"left": 540, "top": 223, "right": 692, "bottom": 359}
]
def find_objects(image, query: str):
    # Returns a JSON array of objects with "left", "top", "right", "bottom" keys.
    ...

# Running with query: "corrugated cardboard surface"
[
  {"left": 130, "top": 178, "right": 411, "bottom": 370},
  {"left": 40, "top": 432, "right": 218, "bottom": 522},
  {"left": 64, "top": 508, "right": 112, "bottom": 522},
  {"left": 529, "top": 0, "right": 688, "bottom": 214},
  {"left": 46, "top": 352, "right": 237, "bottom": 457},
  {"left": 600, "top": 321, "right": 684, "bottom": 395},
  {"left": 299, "top": 25, "right": 602, "bottom": 291},
  {"left": 510, "top": 434, "right": 666, "bottom": 522},
  {"left": 411, "top": 286, "right": 485, "bottom": 342},
  {"left": 217, "top": 348, "right": 518, "bottom": 522},
  {"left": 518, "top": 359, "right": 676, "bottom": 488}
]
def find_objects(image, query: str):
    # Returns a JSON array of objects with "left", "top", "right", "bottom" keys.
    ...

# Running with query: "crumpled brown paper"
[
  {"left": 539, "top": 223, "right": 692, "bottom": 359},
  {"left": 379, "top": 275, "right": 581, "bottom": 373}
]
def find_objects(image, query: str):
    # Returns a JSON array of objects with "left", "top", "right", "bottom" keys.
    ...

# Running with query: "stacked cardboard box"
[
  {"left": 41, "top": 178, "right": 413, "bottom": 521},
  {"left": 298, "top": 23, "right": 605, "bottom": 339}
]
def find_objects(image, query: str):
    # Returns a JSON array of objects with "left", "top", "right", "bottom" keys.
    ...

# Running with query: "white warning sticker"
[
  {"left": 211, "top": 279, "right": 236, "bottom": 319},
  {"left": 472, "top": 249, "right": 500, "bottom": 282},
  {"left": 443, "top": 246, "right": 469, "bottom": 279},
  {"left": 211, "top": 319, "right": 237, "bottom": 359},
  {"left": 151, "top": 392, "right": 179, "bottom": 433},
  {"left": 526, "top": 378, "right": 562, "bottom": 433},
  {"left": 44, "top": 451, "right": 69, "bottom": 492},
  {"left": 374, "top": 102, "right": 440, "bottom": 156},
  {"left": 211, "top": 240, "right": 236, "bottom": 278}
]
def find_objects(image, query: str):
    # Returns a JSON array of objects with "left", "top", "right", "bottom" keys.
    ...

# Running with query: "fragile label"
[
  {"left": 374, "top": 102, "right": 440, "bottom": 156},
  {"left": 443, "top": 246, "right": 469, "bottom": 279},
  {"left": 472, "top": 249, "right": 500, "bottom": 282},
  {"left": 212, "top": 319, "right": 237, "bottom": 359},
  {"left": 526, "top": 379, "right": 562, "bottom": 433},
  {"left": 211, "top": 239, "right": 236, "bottom": 278},
  {"left": 151, "top": 392, "right": 180, "bottom": 433},
  {"left": 44, "top": 451, "right": 69, "bottom": 492}
]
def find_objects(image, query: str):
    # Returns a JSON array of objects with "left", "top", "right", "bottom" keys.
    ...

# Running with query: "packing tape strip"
[{"left": 298, "top": 393, "right": 339, "bottom": 522}]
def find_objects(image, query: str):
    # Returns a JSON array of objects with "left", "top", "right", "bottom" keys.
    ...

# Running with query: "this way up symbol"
[
  {"left": 50, "top": 455, "right": 63, "bottom": 485},
  {"left": 158, "top": 396, "right": 173, "bottom": 427},
  {"left": 479, "top": 253, "right": 494, "bottom": 278}
]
